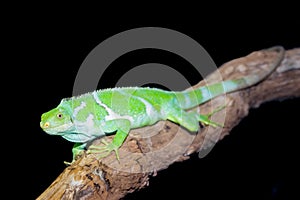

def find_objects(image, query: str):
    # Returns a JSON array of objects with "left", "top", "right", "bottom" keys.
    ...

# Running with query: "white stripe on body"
[
  {"left": 183, "top": 92, "right": 191, "bottom": 108},
  {"left": 92, "top": 91, "right": 134, "bottom": 123},
  {"left": 117, "top": 90, "right": 158, "bottom": 117},
  {"left": 133, "top": 96, "right": 157, "bottom": 117},
  {"left": 73, "top": 101, "right": 86, "bottom": 117}
]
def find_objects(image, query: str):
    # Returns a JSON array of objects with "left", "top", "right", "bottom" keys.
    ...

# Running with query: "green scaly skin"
[{"left": 40, "top": 46, "right": 284, "bottom": 163}]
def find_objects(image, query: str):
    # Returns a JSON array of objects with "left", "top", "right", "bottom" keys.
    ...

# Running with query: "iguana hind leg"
[
  {"left": 166, "top": 105, "right": 224, "bottom": 132},
  {"left": 166, "top": 107, "right": 200, "bottom": 132}
]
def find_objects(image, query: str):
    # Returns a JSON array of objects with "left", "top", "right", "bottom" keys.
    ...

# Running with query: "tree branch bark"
[{"left": 37, "top": 47, "right": 300, "bottom": 200}]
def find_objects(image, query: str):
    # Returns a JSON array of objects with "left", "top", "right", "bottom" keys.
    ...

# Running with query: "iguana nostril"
[{"left": 41, "top": 122, "right": 50, "bottom": 128}]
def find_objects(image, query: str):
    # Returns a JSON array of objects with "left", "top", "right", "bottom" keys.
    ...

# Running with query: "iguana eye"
[{"left": 57, "top": 113, "right": 63, "bottom": 118}]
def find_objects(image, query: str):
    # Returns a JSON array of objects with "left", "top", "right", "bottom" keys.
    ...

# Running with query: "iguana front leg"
[
  {"left": 87, "top": 119, "right": 131, "bottom": 160},
  {"left": 64, "top": 143, "right": 87, "bottom": 165}
]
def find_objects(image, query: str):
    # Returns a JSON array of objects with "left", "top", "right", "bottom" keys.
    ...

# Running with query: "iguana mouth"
[{"left": 42, "top": 123, "right": 74, "bottom": 135}]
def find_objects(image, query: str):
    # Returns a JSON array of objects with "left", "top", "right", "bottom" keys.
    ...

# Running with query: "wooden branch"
[{"left": 37, "top": 47, "right": 300, "bottom": 200}]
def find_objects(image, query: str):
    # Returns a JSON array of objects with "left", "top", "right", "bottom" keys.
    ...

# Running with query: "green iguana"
[{"left": 40, "top": 46, "right": 284, "bottom": 163}]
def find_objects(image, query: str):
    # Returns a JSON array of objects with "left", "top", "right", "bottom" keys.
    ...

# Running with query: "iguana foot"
[
  {"left": 87, "top": 139, "right": 120, "bottom": 161},
  {"left": 198, "top": 105, "right": 225, "bottom": 127}
]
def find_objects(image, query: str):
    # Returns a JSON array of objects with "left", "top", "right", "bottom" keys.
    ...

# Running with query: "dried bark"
[{"left": 37, "top": 47, "right": 300, "bottom": 200}]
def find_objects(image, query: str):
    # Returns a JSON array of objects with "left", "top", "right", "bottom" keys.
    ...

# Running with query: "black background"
[{"left": 4, "top": 7, "right": 300, "bottom": 199}]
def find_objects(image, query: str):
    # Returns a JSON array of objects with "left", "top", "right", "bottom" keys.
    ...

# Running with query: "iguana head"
[{"left": 40, "top": 104, "right": 74, "bottom": 135}]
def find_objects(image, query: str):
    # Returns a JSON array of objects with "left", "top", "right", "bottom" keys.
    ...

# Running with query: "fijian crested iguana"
[{"left": 40, "top": 46, "right": 284, "bottom": 163}]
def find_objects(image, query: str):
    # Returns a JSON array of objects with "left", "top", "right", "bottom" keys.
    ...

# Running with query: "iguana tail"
[{"left": 176, "top": 46, "right": 285, "bottom": 109}]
